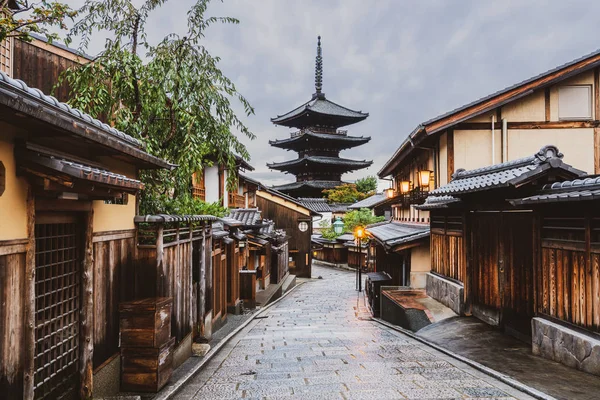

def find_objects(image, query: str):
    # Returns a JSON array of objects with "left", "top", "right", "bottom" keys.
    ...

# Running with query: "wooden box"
[
  {"left": 121, "top": 337, "right": 175, "bottom": 392},
  {"left": 119, "top": 297, "right": 172, "bottom": 348}
]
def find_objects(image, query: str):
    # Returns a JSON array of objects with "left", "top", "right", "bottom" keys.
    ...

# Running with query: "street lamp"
[
  {"left": 418, "top": 170, "right": 433, "bottom": 189},
  {"left": 332, "top": 217, "right": 344, "bottom": 236},
  {"left": 354, "top": 226, "right": 365, "bottom": 292},
  {"left": 400, "top": 180, "right": 411, "bottom": 194}
]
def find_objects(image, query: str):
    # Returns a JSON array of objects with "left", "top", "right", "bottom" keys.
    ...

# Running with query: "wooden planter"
[
  {"left": 119, "top": 297, "right": 172, "bottom": 348},
  {"left": 121, "top": 337, "right": 175, "bottom": 392}
]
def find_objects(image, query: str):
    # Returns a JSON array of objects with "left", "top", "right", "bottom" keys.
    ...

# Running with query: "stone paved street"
[{"left": 174, "top": 266, "right": 536, "bottom": 399}]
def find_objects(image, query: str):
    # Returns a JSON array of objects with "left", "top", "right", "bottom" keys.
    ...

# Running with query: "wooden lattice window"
[
  {"left": 192, "top": 171, "right": 205, "bottom": 200},
  {"left": 0, "top": 37, "right": 11, "bottom": 76},
  {"left": 34, "top": 217, "right": 81, "bottom": 399}
]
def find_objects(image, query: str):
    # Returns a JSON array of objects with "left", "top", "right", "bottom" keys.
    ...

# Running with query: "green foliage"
[
  {"left": 343, "top": 208, "right": 384, "bottom": 234},
  {"left": 319, "top": 219, "right": 338, "bottom": 240},
  {"left": 0, "top": 0, "right": 77, "bottom": 42},
  {"left": 139, "top": 192, "right": 227, "bottom": 217},
  {"left": 58, "top": 0, "right": 254, "bottom": 214},
  {"left": 323, "top": 183, "right": 369, "bottom": 203},
  {"left": 355, "top": 176, "right": 377, "bottom": 194}
]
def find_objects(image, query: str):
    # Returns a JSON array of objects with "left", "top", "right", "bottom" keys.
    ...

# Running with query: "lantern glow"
[{"left": 400, "top": 181, "right": 411, "bottom": 194}]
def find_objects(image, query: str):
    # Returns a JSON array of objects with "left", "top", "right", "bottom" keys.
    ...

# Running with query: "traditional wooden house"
[
  {"left": 348, "top": 193, "right": 391, "bottom": 219},
  {"left": 0, "top": 71, "right": 173, "bottom": 399},
  {"left": 418, "top": 146, "right": 586, "bottom": 340},
  {"left": 298, "top": 197, "right": 332, "bottom": 232},
  {"left": 191, "top": 156, "right": 255, "bottom": 208}
]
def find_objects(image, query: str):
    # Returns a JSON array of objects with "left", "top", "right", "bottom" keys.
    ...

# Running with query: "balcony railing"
[
  {"left": 228, "top": 192, "right": 246, "bottom": 208},
  {"left": 387, "top": 188, "right": 429, "bottom": 207},
  {"left": 291, "top": 128, "right": 348, "bottom": 138},
  {"left": 192, "top": 185, "right": 205, "bottom": 201}
]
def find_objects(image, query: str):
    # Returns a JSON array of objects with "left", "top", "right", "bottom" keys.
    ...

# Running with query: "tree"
[
  {"left": 355, "top": 175, "right": 377, "bottom": 194},
  {"left": 323, "top": 183, "right": 368, "bottom": 203},
  {"left": 59, "top": 0, "right": 255, "bottom": 215},
  {"left": 343, "top": 208, "right": 384, "bottom": 234},
  {"left": 0, "top": 0, "right": 76, "bottom": 42}
]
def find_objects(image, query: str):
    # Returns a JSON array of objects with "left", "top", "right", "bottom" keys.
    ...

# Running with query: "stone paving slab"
[{"left": 172, "top": 266, "right": 537, "bottom": 400}]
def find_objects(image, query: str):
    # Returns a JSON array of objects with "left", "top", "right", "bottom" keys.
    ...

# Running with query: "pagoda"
[{"left": 267, "top": 36, "right": 372, "bottom": 198}]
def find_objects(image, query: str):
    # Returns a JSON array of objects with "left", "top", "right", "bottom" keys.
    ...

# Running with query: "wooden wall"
[
  {"left": 270, "top": 242, "right": 289, "bottom": 284},
  {"left": 256, "top": 195, "right": 312, "bottom": 278},
  {"left": 313, "top": 244, "right": 347, "bottom": 265},
  {"left": 92, "top": 231, "right": 136, "bottom": 369},
  {"left": 0, "top": 248, "right": 26, "bottom": 399},
  {"left": 348, "top": 248, "right": 367, "bottom": 269},
  {"left": 12, "top": 39, "right": 84, "bottom": 102},
  {"left": 374, "top": 244, "right": 410, "bottom": 286},
  {"left": 430, "top": 213, "right": 465, "bottom": 283},
  {"left": 539, "top": 213, "right": 600, "bottom": 333}
]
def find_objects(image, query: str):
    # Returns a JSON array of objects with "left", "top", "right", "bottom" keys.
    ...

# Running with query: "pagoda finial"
[{"left": 315, "top": 36, "right": 323, "bottom": 96}]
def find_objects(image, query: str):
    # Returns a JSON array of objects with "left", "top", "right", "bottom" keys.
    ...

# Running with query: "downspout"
[
  {"left": 491, "top": 114, "right": 496, "bottom": 164},
  {"left": 502, "top": 118, "right": 508, "bottom": 162}
]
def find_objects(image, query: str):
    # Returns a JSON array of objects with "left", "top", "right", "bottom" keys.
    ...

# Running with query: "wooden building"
[
  {"left": 0, "top": 71, "right": 172, "bottom": 399},
  {"left": 348, "top": 193, "right": 391, "bottom": 220},
  {"left": 192, "top": 156, "right": 255, "bottom": 208},
  {"left": 418, "top": 145, "right": 600, "bottom": 375},
  {"left": 254, "top": 187, "right": 317, "bottom": 278}
]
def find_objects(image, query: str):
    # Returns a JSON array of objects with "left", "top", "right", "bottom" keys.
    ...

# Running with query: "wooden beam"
[
  {"left": 595, "top": 128, "right": 600, "bottom": 174},
  {"left": 447, "top": 129, "right": 454, "bottom": 183},
  {"left": 595, "top": 67, "right": 600, "bottom": 120},
  {"left": 455, "top": 121, "right": 600, "bottom": 130},
  {"left": 23, "top": 188, "right": 35, "bottom": 400},
  {"left": 80, "top": 210, "right": 94, "bottom": 399},
  {"left": 545, "top": 88, "right": 551, "bottom": 122}
]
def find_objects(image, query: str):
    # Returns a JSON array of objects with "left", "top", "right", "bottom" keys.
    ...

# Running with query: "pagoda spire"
[{"left": 314, "top": 36, "right": 323, "bottom": 96}]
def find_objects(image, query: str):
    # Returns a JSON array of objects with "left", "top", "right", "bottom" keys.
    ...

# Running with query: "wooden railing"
[
  {"left": 228, "top": 192, "right": 245, "bottom": 208},
  {"left": 192, "top": 185, "right": 205, "bottom": 201}
]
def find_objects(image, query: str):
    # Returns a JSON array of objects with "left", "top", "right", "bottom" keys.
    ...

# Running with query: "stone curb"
[
  {"left": 372, "top": 318, "right": 556, "bottom": 400},
  {"left": 312, "top": 259, "right": 356, "bottom": 272},
  {"left": 154, "top": 281, "right": 306, "bottom": 400}
]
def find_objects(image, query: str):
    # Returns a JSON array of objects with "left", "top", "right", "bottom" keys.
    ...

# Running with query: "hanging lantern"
[
  {"left": 385, "top": 187, "right": 395, "bottom": 198},
  {"left": 419, "top": 170, "right": 433, "bottom": 188},
  {"left": 400, "top": 181, "right": 411, "bottom": 194},
  {"left": 332, "top": 217, "right": 344, "bottom": 235}
]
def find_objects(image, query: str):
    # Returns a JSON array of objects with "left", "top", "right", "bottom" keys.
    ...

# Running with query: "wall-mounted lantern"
[
  {"left": 385, "top": 187, "right": 395, "bottom": 198},
  {"left": 400, "top": 181, "right": 411, "bottom": 194},
  {"left": 418, "top": 170, "right": 433, "bottom": 188}
]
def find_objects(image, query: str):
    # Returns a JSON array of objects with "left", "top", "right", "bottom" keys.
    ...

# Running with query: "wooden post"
[
  {"left": 544, "top": 88, "right": 551, "bottom": 122},
  {"left": 156, "top": 224, "right": 164, "bottom": 297},
  {"left": 198, "top": 222, "right": 206, "bottom": 336},
  {"left": 595, "top": 68, "right": 600, "bottom": 174},
  {"left": 23, "top": 189, "right": 35, "bottom": 400},
  {"left": 189, "top": 222, "right": 193, "bottom": 333},
  {"left": 447, "top": 129, "right": 454, "bottom": 183},
  {"left": 80, "top": 210, "right": 94, "bottom": 399}
]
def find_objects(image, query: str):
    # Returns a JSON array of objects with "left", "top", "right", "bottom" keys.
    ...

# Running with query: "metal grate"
[{"left": 34, "top": 219, "right": 80, "bottom": 399}]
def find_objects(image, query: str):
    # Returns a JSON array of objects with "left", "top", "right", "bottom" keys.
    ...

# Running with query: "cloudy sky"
[{"left": 64, "top": 0, "right": 600, "bottom": 190}]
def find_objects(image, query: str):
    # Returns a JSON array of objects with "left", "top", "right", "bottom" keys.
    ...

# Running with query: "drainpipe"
[
  {"left": 502, "top": 118, "right": 508, "bottom": 162},
  {"left": 491, "top": 114, "right": 496, "bottom": 164}
]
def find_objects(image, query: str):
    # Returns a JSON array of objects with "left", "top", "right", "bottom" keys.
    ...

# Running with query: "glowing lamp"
[
  {"left": 419, "top": 170, "right": 433, "bottom": 188},
  {"left": 355, "top": 227, "right": 364, "bottom": 239},
  {"left": 400, "top": 181, "right": 411, "bottom": 194},
  {"left": 385, "top": 188, "right": 395, "bottom": 198}
]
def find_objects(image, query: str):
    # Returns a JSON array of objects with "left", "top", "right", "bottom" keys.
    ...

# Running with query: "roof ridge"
[{"left": 452, "top": 145, "right": 563, "bottom": 180}]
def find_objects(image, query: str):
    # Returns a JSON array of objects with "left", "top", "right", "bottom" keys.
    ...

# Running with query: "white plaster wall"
[{"left": 205, "top": 166, "right": 219, "bottom": 203}]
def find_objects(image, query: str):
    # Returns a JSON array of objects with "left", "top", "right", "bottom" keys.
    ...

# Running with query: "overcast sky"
[{"left": 65, "top": 0, "right": 600, "bottom": 190}]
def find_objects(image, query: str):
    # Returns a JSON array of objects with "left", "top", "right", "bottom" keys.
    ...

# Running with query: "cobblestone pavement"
[{"left": 174, "top": 266, "right": 536, "bottom": 400}]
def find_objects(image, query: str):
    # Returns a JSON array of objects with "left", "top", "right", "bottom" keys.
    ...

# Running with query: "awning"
[{"left": 366, "top": 221, "right": 430, "bottom": 252}]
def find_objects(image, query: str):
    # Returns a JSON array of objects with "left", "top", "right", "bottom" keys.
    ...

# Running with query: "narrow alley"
[{"left": 174, "top": 266, "right": 535, "bottom": 400}]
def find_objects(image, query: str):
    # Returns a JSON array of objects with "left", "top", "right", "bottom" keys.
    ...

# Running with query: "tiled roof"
[
  {"left": 366, "top": 221, "right": 430, "bottom": 250},
  {"left": 511, "top": 176, "right": 600, "bottom": 205},
  {"left": 260, "top": 187, "right": 317, "bottom": 215},
  {"left": 272, "top": 180, "right": 342, "bottom": 191},
  {"left": 269, "top": 130, "right": 370, "bottom": 150},
  {"left": 330, "top": 203, "right": 352, "bottom": 213},
  {"left": 298, "top": 197, "right": 331, "bottom": 213},
  {"left": 416, "top": 195, "right": 461, "bottom": 210},
  {"left": 228, "top": 208, "right": 262, "bottom": 226},
  {"left": 134, "top": 215, "right": 218, "bottom": 223},
  {"left": 429, "top": 145, "right": 584, "bottom": 196},
  {"left": 211, "top": 222, "right": 230, "bottom": 239},
  {"left": 219, "top": 216, "right": 243, "bottom": 227},
  {"left": 271, "top": 95, "right": 368, "bottom": 124},
  {"left": 348, "top": 193, "right": 387, "bottom": 209},
  {"left": 0, "top": 71, "right": 142, "bottom": 148},
  {"left": 268, "top": 156, "right": 372, "bottom": 171}
]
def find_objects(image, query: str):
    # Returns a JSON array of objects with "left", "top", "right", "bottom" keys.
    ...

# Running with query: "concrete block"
[
  {"left": 531, "top": 317, "right": 600, "bottom": 377},
  {"left": 425, "top": 273, "right": 463, "bottom": 315}
]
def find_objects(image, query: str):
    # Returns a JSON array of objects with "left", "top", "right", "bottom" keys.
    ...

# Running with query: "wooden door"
[
  {"left": 470, "top": 212, "right": 534, "bottom": 337},
  {"left": 34, "top": 213, "right": 82, "bottom": 399}
]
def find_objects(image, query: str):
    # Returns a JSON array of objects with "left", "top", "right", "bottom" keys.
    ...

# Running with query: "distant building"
[{"left": 268, "top": 37, "right": 372, "bottom": 198}]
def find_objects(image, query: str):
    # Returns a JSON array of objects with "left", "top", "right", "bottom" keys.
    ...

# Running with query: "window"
[{"left": 558, "top": 85, "right": 592, "bottom": 120}]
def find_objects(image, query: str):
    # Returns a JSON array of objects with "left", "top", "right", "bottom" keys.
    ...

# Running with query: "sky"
[{"left": 62, "top": 0, "right": 600, "bottom": 191}]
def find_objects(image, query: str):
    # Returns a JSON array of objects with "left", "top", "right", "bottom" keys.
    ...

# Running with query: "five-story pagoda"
[{"left": 267, "top": 36, "right": 372, "bottom": 198}]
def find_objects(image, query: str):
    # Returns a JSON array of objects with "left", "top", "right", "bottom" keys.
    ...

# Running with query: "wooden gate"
[
  {"left": 470, "top": 211, "right": 534, "bottom": 337},
  {"left": 34, "top": 214, "right": 81, "bottom": 399}
]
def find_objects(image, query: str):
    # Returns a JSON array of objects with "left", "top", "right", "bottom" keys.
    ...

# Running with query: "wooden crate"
[
  {"left": 121, "top": 337, "right": 175, "bottom": 392},
  {"left": 119, "top": 297, "right": 172, "bottom": 348}
]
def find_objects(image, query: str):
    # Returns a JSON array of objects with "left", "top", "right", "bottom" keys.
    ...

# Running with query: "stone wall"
[
  {"left": 532, "top": 317, "right": 600, "bottom": 376},
  {"left": 426, "top": 273, "right": 463, "bottom": 315}
]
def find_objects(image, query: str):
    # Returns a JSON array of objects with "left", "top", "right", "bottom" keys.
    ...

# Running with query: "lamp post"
[
  {"left": 332, "top": 217, "right": 344, "bottom": 236},
  {"left": 354, "top": 226, "right": 364, "bottom": 292}
]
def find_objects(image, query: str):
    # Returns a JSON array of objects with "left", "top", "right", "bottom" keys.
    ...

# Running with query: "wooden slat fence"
[
  {"left": 540, "top": 214, "right": 600, "bottom": 333},
  {"left": 430, "top": 214, "right": 465, "bottom": 283}
]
